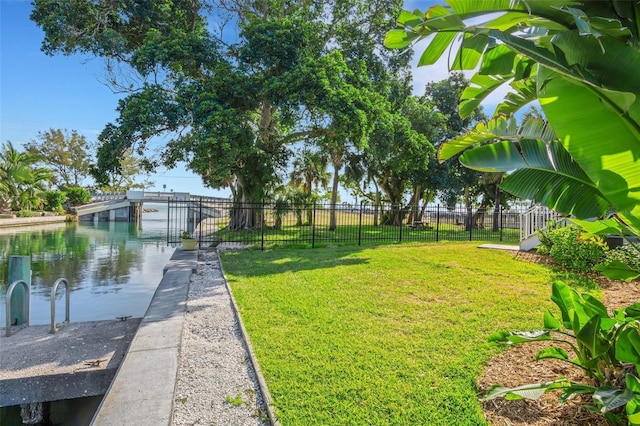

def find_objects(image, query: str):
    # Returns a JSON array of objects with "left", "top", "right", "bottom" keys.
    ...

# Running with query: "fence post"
[
  {"left": 436, "top": 205, "right": 440, "bottom": 242},
  {"left": 358, "top": 202, "right": 363, "bottom": 246},
  {"left": 198, "top": 197, "right": 203, "bottom": 249},
  {"left": 261, "top": 200, "right": 265, "bottom": 251},
  {"left": 312, "top": 202, "right": 316, "bottom": 249},
  {"left": 398, "top": 206, "right": 403, "bottom": 242},
  {"left": 499, "top": 206, "right": 504, "bottom": 242},
  {"left": 166, "top": 198, "right": 171, "bottom": 244},
  {"left": 469, "top": 207, "right": 473, "bottom": 241}
]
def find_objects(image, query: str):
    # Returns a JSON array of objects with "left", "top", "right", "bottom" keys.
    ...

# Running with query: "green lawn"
[{"left": 221, "top": 242, "right": 598, "bottom": 425}]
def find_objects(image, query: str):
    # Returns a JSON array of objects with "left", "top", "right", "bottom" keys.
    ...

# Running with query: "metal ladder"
[{"left": 5, "top": 277, "right": 70, "bottom": 336}]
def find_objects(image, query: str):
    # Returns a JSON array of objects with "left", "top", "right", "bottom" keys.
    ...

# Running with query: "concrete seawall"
[
  {"left": 91, "top": 249, "right": 197, "bottom": 425},
  {"left": 0, "top": 215, "right": 68, "bottom": 228}
]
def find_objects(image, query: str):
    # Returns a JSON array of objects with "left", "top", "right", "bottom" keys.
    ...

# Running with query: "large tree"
[
  {"left": 97, "top": 148, "right": 154, "bottom": 192},
  {"left": 25, "top": 128, "right": 93, "bottom": 188},
  {"left": 365, "top": 93, "right": 441, "bottom": 225},
  {"left": 32, "top": 0, "right": 404, "bottom": 230},
  {"left": 422, "top": 73, "right": 486, "bottom": 230}
]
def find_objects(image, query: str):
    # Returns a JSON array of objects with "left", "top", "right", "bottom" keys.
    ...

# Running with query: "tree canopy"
[
  {"left": 385, "top": 0, "right": 640, "bottom": 239},
  {"left": 25, "top": 128, "right": 92, "bottom": 187},
  {"left": 31, "top": 0, "right": 411, "bottom": 229}
]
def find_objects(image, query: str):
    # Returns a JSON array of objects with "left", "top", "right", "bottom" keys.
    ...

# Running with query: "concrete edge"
[
  {"left": 218, "top": 250, "right": 281, "bottom": 426},
  {"left": 91, "top": 248, "right": 196, "bottom": 425},
  {"left": 0, "top": 215, "right": 68, "bottom": 228}
]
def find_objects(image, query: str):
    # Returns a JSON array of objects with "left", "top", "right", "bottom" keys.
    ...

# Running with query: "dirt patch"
[{"left": 478, "top": 251, "right": 640, "bottom": 425}]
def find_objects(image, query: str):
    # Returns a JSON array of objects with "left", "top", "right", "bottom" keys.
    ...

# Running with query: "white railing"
[
  {"left": 90, "top": 192, "right": 126, "bottom": 202},
  {"left": 520, "top": 205, "right": 565, "bottom": 241}
]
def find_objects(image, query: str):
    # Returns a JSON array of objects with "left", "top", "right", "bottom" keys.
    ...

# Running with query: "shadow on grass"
[{"left": 220, "top": 244, "right": 375, "bottom": 278}]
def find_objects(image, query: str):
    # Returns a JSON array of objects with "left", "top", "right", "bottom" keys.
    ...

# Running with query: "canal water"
[
  {"left": 1, "top": 204, "right": 176, "bottom": 425},
  {"left": 0, "top": 204, "right": 175, "bottom": 327}
]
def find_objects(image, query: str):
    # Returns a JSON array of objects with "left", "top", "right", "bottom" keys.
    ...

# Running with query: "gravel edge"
[{"left": 172, "top": 249, "right": 272, "bottom": 425}]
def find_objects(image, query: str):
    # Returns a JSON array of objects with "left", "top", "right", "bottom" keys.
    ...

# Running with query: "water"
[{"left": 0, "top": 204, "right": 175, "bottom": 327}]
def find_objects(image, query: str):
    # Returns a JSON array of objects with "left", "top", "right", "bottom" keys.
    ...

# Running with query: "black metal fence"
[{"left": 168, "top": 198, "right": 525, "bottom": 249}]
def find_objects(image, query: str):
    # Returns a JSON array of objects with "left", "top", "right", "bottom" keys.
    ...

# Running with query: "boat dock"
[{"left": 0, "top": 318, "right": 141, "bottom": 407}]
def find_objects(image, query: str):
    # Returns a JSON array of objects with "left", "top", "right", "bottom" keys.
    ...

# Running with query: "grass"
[{"left": 221, "top": 242, "right": 599, "bottom": 425}]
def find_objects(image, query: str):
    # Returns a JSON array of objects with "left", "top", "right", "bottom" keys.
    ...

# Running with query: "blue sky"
[{"left": 1, "top": 0, "right": 477, "bottom": 197}]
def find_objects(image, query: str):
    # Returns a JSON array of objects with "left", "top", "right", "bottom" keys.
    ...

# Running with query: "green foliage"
[
  {"left": 44, "top": 190, "right": 66, "bottom": 212},
  {"left": 0, "top": 141, "right": 53, "bottom": 212},
  {"left": 388, "top": 1, "right": 640, "bottom": 239},
  {"left": 224, "top": 393, "right": 244, "bottom": 407},
  {"left": 546, "top": 227, "right": 608, "bottom": 273},
  {"left": 271, "top": 197, "right": 290, "bottom": 230},
  {"left": 535, "top": 219, "right": 562, "bottom": 255},
  {"left": 31, "top": 0, "right": 407, "bottom": 230},
  {"left": 487, "top": 281, "right": 640, "bottom": 424},
  {"left": 604, "top": 246, "right": 640, "bottom": 275},
  {"left": 64, "top": 186, "right": 91, "bottom": 206},
  {"left": 15, "top": 210, "right": 34, "bottom": 218},
  {"left": 571, "top": 218, "right": 640, "bottom": 281},
  {"left": 25, "top": 128, "right": 92, "bottom": 187}
]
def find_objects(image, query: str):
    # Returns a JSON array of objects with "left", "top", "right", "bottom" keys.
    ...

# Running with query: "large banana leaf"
[
  {"left": 458, "top": 139, "right": 610, "bottom": 218},
  {"left": 439, "top": 116, "right": 612, "bottom": 218},
  {"left": 538, "top": 68, "right": 640, "bottom": 232},
  {"left": 389, "top": 1, "right": 640, "bottom": 235},
  {"left": 438, "top": 115, "right": 553, "bottom": 160}
]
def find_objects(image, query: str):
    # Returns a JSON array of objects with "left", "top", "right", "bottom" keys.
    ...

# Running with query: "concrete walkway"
[
  {"left": 91, "top": 249, "right": 197, "bottom": 425},
  {"left": 477, "top": 243, "right": 520, "bottom": 251}
]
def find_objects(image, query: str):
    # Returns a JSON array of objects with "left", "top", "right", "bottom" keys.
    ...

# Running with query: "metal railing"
[
  {"left": 5, "top": 277, "right": 71, "bottom": 336},
  {"left": 50, "top": 278, "right": 70, "bottom": 334},
  {"left": 167, "top": 199, "right": 527, "bottom": 249},
  {"left": 90, "top": 192, "right": 126, "bottom": 202}
]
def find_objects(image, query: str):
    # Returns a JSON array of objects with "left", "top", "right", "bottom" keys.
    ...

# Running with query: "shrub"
[
  {"left": 535, "top": 219, "right": 561, "bottom": 255},
  {"left": 548, "top": 226, "right": 608, "bottom": 273},
  {"left": 15, "top": 210, "right": 33, "bottom": 217},
  {"left": 44, "top": 190, "right": 67, "bottom": 212},
  {"left": 64, "top": 186, "right": 91, "bottom": 206},
  {"left": 604, "top": 245, "right": 640, "bottom": 272}
]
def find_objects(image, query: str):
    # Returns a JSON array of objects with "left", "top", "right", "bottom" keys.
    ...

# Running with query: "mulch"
[{"left": 477, "top": 251, "right": 640, "bottom": 426}]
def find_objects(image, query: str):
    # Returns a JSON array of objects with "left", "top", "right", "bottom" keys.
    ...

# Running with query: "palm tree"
[
  {"left": 289, "top": 148, "right": 330, "bottom": 225},
  {"left": 0, "top": 142, "right": 52, "bottom": 212}
]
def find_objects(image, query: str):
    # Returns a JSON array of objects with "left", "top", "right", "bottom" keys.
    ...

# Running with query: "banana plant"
[
  {"left": 487, "top": 281, "right": 640, "bottom": 423},
  {"left": 385, "top": 0, "right": 640, "bottom": 277},
  {"left": 439, "top": 114, "right": 640, "bottom": 280}
]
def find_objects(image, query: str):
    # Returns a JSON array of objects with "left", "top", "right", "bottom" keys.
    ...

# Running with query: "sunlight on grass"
[{"left": 222, "top": 242, "right": 598, "bottom": 425}]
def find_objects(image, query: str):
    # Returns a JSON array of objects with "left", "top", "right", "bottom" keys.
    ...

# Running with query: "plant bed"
[
  {"left": 480, "top": 254, "right": 640, "bottom": 425},
  {"left": 478, "top": 277, "right": 640, "bottom": 425}
]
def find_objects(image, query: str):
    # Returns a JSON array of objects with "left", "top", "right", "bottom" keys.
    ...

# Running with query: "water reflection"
[{"left": 0, "top": 205, "right": 175, "bottom": 326}]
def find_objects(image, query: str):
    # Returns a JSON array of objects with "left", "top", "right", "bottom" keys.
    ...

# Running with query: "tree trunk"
[
  {"left": 373, "top": 182, "right": 380, "bottom": 227},
  {"left": 228, "top": 176, "right": 261, "bottom": 230},
  {"left": 305, "top": 206, "right": 313, "bottom": 226},
  {"left": 410, "top": 186, "right": 422, "bottom": 222},
  {"left": 492, "top": 176, "right": 503, "bottom": 232},
  {"left": 329, "top": 161, "right": 340, "bottom": 231}
]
